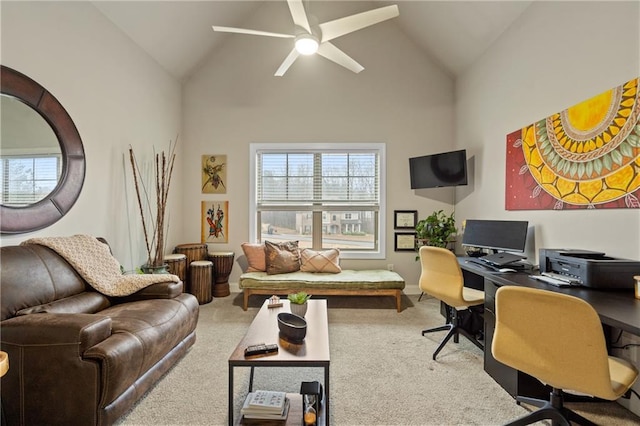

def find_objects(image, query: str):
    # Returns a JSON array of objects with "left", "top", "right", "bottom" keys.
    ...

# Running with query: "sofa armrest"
[
  {"left": 1, "top": 313, "right": 112, "bottom": 424},
  {"left": 1, "top": 313, "right": 111, "bottom": 354},
  {"left": 113, "top": 280, "right": 184, "bottom": 303}
]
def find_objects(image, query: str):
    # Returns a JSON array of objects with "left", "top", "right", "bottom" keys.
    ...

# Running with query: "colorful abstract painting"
[
  {"left": 506, "top": 77, "right": 640, "bottom": 210},
  {"left": 201, "top": 155, "right": 227, "bottom": 194},
  {"left": 201, "top": 201, "right": 229, "bottom": 243}
]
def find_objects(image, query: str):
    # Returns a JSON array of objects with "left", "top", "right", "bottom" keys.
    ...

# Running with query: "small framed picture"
[
  {"left": 394, "top": 210, "right": 417, "bottom": 229},
  {"left": 395, "top": 232, "right": 417, "bottom": 252},
  {"left": 201, "top": 201, "right": 229, "bottom": 243},
  {"left": 202, "top": 155, "right": 227, "bottom": 194}
]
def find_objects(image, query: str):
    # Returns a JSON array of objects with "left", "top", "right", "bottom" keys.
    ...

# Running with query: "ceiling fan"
[{"left": 212, "top": 0, "right": 399, "bottom": 76}]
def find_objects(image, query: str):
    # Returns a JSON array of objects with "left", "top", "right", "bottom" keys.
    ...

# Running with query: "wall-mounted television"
[{"left": 409, "top": 149, "right": 467, "bottom": 189}]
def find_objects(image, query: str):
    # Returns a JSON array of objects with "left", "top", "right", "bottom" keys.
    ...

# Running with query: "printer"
[{"left": 539, "top": 249, "right": 640, "bottom": 289}]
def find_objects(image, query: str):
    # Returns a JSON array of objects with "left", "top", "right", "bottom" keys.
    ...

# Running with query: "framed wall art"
[
  {"left": 201, "top": 201, "right": 228, "bottom": 243},
  {"left": 202, "top": 155, "right": 227, "bottom": 194},
  {"left": 506, "top": 77, "right": 640, "bottom": 210},
  {"left": 394, "top": 232, "right": 417, "bottom": 252},
  {"left": 394, "top": 210, "right": 418, "bottom": 229}
]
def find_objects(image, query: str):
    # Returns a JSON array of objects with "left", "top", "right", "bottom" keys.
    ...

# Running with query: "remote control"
[{"left": 244, "top": 343, "right": 278, "bottom": 357}]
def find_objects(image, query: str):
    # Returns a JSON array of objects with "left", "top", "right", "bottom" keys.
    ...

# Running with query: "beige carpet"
[{"left": 116, "top": 293, "right": 640, "bottom": 425}]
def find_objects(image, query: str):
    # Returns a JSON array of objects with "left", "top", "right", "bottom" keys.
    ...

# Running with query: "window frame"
[{"left": 249, "top": 143, "right": 386, "bottom": 259}]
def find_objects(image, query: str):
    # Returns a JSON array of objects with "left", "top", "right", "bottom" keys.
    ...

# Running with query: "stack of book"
[{"left": 241, "top": 390, "right": 290, "bottom": 422}]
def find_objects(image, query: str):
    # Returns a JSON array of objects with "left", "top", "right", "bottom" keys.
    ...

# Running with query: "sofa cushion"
[
  {"left": 300, "top": 248, "right": 341, "bottom": 273},
  {"left": 1, "top": 245, "right": 89, "bottom": 321},
  {"left": 240, "top": 269, "right": 406, "bottom": 290},
  {"left": 241, "top": 243, "right": 266, "bottom": 272},
  {"left": 84, "top": 293, "right": 199, "bottom": 406},
  {"left": 265, "top": 240, "right": 300, "bottom": 275},
  {"left": 16, "top": 292, "right": 111, "bottom": 316}
]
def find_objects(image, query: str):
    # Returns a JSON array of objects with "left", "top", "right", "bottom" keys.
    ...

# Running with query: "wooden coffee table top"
[{"left": 229, "top": 299, "right": 330, "bottom": 366}]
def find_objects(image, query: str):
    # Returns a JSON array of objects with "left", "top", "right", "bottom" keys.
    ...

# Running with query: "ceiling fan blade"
[
  {"left": 275, "top": 48, "right": 300, "bottom": 76},
  {"left": 319, "top": 4, "right": 399, "bottom": 43},
  {"left": 287, "top": 0, "right": 312, "bottom": 34},
  {"left": 317, "top": 42, "right": 364, "bottom": 74},
  {"left": 212, "top": 26, "right": 294, "bottom": 39}
]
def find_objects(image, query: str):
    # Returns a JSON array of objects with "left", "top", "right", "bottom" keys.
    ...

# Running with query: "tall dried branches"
[{"left": 129, "top": 137, "right": 177, "bottom": 267}]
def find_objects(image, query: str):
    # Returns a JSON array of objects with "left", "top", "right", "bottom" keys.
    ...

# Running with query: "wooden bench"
[{"left": 238, "top": 269, "right": 406, "bottom": 312}]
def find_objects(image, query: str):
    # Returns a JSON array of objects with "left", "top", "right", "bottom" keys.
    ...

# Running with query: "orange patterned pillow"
[
  {"left": 300, "top": 248, "right": 341, "bottom": 273},
  {"left": 241, "top": 243, "right": 266, "bottom": 272},
  {"left": 265, "top": 240, "right": 300, "bottom": 275}
]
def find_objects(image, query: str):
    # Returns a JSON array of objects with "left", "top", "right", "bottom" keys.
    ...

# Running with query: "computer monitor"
[{"left": 462, "top": 219, "right": 529, "bottom": 254}]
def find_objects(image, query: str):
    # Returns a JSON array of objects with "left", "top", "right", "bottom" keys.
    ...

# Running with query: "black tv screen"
[
  {"left": 409, "top": 149, "right": 467, "bottom": 189},
  {"left": 462, "top": 219, "right": 529, "bottom": 253}
]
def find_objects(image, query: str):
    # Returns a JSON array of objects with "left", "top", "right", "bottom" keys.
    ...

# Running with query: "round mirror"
[
  {"left": 0, "top": 65, "right": 85, "bottom": 234},
  {"left": 1, "top": 95, "right": 62, "bottom": 205}
]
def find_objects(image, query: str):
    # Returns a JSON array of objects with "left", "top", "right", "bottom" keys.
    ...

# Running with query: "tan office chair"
[
  {"left": 492, "top": 286, "right": 639, "bottom": 426},
  {"left": 419, "top": 246, "right": 485, "bottom": 360}
]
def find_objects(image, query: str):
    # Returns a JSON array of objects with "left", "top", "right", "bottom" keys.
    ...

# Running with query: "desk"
[{"left": 459, "top": 257, "right": 640, "bottom": 398}]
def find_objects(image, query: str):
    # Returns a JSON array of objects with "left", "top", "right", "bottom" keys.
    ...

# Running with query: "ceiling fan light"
[{"left": 295, "top": 35, "right": 319, "bottom": 55}]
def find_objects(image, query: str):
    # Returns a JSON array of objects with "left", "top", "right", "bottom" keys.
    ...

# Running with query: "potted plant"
[
  {"left": 128, "top": 138, "right": 177, "bottom": 273},
  {"left": 415, "top": 210, "right": 457, "bottom": 254},
  {"left": 288, "top": 291, "right": 311, "bottom": 317}
]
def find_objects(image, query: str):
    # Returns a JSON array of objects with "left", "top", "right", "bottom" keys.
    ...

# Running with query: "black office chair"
[{"left": 418, "top": 246, "right": 484, "bottom": 360}]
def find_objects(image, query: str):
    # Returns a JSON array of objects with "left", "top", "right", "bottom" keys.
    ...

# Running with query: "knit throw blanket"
[{"left": 21, "top": 235, "right": 180, "bottom": 297}]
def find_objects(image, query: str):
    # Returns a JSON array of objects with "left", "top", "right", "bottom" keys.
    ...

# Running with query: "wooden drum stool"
[
  {"left": 174, "top": 243, "right": 207, "bottom": 290},
  {"left": 189, "top": 260, "right": 213, "bottom": 304},
  {"left": 208, "top": 251, "right": 234, "bottom": 297},
  {"left": 164, "top": 253, "right": 187, "bottom": 283}
]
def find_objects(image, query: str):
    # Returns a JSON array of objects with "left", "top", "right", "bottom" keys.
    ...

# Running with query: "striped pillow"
[{"left": 300, "top": 248, "right": 341, "bottom": 273}]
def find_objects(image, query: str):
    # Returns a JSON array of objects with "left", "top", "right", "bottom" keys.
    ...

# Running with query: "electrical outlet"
[{"left": 387, "top": 264, "right": 394, "bottom": 271}]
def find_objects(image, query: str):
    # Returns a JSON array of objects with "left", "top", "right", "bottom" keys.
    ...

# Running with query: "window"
[
  {"left": 0, "top": 154, "right": 61, "bottom": 206},
  {"left": 250, "top": 143, "right": 386, "bottom": 259}
]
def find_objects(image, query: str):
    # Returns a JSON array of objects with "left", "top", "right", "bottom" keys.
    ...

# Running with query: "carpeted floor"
[{"left": 116, "top": 293, "right": 640, "bottom": 425}]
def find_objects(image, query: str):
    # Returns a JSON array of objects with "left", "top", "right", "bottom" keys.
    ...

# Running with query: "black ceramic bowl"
[{"left": 277, "top": 312, "right": 307, "bottom": 343}]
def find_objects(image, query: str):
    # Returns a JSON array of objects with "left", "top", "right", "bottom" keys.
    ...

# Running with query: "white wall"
[
  {"left": 455, "top": 0, "right": 640, "bottom": 262},
  {"left": 5, "top": 1, "right": 636, "bottom": 291},
  {"left": 0, "top": 1, "right": 183, "bottom": 271},
  {"left": 456, "top": 0, "right": 640, "bottom": 415},
  {"left": 183, "top": 1, "right": 455, "bottom": 290}
]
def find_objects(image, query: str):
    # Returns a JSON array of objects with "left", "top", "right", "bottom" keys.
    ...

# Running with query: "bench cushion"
[{"left": 239, "top": 269, "right": 405, "bottom": 290}]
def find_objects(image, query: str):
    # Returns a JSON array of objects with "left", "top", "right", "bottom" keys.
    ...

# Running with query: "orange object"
[
  {"left": 304, "top": 411, "right": 316, "bottom": 426},
  {"left": 0, "top": 351, "right": 8, "bottom": 377}
]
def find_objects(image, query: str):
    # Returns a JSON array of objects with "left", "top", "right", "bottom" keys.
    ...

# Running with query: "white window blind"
[
  {"left": 256, "top": 151, "right": 380, "bottom": 208},
  {"left": 0, "top": 155, "right": 61, "bottom": 206},
  {"left": 251, "top": 143, "right": 386, "bottom": 259}
]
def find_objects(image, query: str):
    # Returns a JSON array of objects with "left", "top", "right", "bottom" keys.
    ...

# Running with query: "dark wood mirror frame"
[{"left": 1, "top": 65, "right": 85, "bottom": 234}]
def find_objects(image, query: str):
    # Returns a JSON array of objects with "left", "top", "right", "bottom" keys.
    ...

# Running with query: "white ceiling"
[{"left": 92, "top": 1, "right": 533, "bottom": 82}]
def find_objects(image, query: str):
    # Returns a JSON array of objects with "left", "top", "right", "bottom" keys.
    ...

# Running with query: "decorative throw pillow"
[
  {"left": 241, "top": 243, "right": 266, "bottom": 272},
  {"left": 264, "top": 240, "right": 300, "bottom": 275},
  {"left": 300, "top": 248, "right": 341, "bottom": 273}
]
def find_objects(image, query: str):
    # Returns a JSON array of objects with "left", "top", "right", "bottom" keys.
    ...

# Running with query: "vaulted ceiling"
[{"left": 92, "top": 1, "right": 533, "bottom": 82}]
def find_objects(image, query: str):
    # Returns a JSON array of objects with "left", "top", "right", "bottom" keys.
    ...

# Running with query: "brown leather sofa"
[{"left": 0, "top": 242, "right": 200, "bottom": 425}]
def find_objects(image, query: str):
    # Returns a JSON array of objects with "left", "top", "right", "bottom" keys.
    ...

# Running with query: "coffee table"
[{"left": 228, "top": 299, "right": 330, "bottom": 425}]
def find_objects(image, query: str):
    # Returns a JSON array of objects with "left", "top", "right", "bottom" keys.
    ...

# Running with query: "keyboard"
[
  {"left": 529, "top": 275, "right": 572, "bottom": 287},
  {"left": 541, "top": 272, "right": 581, "bottom": 284}
]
